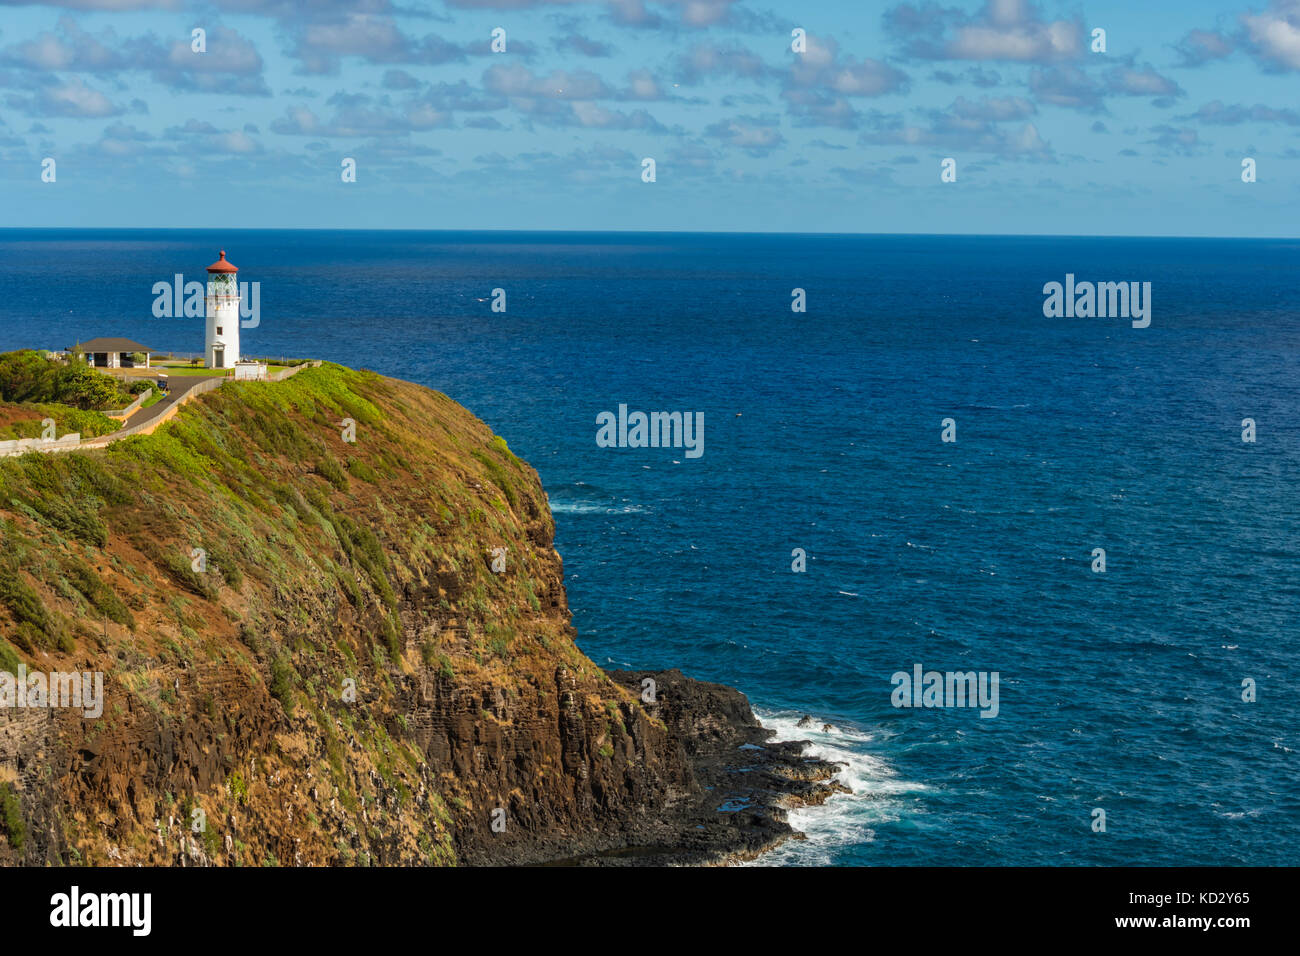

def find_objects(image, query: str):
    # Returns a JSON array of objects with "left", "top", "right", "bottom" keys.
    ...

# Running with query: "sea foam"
[{"left": 741, "top": 710, "right": 926, "bottom": 867}]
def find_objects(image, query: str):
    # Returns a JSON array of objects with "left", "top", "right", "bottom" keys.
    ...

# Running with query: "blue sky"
[{"left": 1, "top": 0, "right": 1298, "bottom": 235}]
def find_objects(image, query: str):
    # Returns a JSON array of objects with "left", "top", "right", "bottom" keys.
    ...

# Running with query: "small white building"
[
  {"left": 204, "top": 250, "right": 240, "bottom": 369},
  {"left": 76, "top": 337, "right": 155, "bottom": 369}
]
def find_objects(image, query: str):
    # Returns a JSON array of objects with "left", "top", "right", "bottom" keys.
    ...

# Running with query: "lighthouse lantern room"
[{"left": 205, "top": 250, "right": 240, "bottom": 369}]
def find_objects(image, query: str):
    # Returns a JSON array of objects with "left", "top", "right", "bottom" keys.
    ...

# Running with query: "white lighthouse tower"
[{"left": 204, "top": 250, "right": 240, "bottom": 369}]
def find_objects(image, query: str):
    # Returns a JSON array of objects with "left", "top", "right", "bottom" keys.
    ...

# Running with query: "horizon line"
[{"left": 0, "top": 226, "right": 1296, "bottom": 241}]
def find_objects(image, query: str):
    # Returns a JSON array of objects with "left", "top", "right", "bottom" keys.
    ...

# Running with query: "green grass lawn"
[
  {"left": 155, "top": 363, "right": 289, "bottom": 377},
  {"left": 157, "top": 367, "right": 226, "bottom": 377},
  {"left": 139, "top": 389, "right": 165, "bottom": 409}
]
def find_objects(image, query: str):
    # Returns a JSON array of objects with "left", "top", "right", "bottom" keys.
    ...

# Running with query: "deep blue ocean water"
[{"left": 2, "top": 229, "right": 1297, "bottom": 866}]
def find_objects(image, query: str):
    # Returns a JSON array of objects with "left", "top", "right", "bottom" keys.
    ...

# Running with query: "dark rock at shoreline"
[{"left": 528, "top": 669, "right": 849, "bottom": 866}]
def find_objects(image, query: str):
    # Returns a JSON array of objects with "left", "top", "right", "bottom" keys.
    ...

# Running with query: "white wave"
[
  {"left": 741, "top": 711, "right": 926, "bottom": 867},
  {"left": 549, "top": 500, "right": 647, "bottom": 515}
]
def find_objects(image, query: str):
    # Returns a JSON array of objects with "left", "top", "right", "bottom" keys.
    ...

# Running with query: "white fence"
[
  {"left": 105, "top": 388, "right": 153, "bottom": 419},
  {"left": 0, "top": 433, "right": 82, "bottom": 456}
]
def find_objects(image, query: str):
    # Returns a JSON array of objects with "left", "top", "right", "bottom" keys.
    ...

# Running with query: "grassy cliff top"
[
  {"left": 1, "top": 362, "right": 568, "bottom": 668},
  {"left": 0, "top": 362, "right": 640, "bottom": 866}
]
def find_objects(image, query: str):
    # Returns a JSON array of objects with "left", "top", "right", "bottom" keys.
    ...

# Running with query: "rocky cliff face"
[{"left": 0, "top": 365, "right": 840, "bottom": 866}]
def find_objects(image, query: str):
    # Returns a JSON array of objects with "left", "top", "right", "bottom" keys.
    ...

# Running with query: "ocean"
[{"left": 1, "top": 229, "right": 1296, "bottom": 866}]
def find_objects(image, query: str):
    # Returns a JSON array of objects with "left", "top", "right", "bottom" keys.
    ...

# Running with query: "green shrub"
[
  {"left": 379, "top": 613, "right": 402, "bottom": 661},
  {"left": 0, "top": 638, "right": 21, "bottom": 674},
  {"left": 0, "top": 350, "right": 60, "bottom": 403},
  {"left": 206, "top": 544, "right": 244, "bottom": 592},
  {"left": 0, "top": 350, "right": 131, "bottom": 409},
  {"left": 0, "top": 561, "right": 68, "bottom": 648},
  {"left": 332, "top": 514, "right": 394, "bottom": 608},
  {"left": 238, "top": 622, "right": 261, "bottom": 654},
  {"left": 54, "top": 364, "right": 124, "bottom": 410},
  {"left": 487, "top": 627, "right": 512, "bottom": 661},
  {"left": 0, "top": 783, "right": 23, "bottom": 852},
  {"left": 63, "top": 557, "right": 134, "bottom": 630},
  {"left": 472, "top": 449, "right": 518, "bottom": 509},
  {"left": 315, "top": 458, "right": 347, "bottom": 491},
  {"left": 346, "top": 458, "right": 378, "bottom": 482},
  {"left": 0, "top": 404, "right": 121, "bottom": 442},
  {"left": 268, "top": 652, "right": 296, "bottom": 717},
  {"left": 489, "top": 435, "right": 522, "bottom": 467},
  {"left": 229, "top": 771, "right": 248, "bottom": 804},
  {"left": 157, "top": 550, "right": 219, "bottom": 601}
]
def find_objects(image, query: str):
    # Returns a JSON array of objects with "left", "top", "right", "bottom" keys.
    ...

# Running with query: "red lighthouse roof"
[{"left": 206, "top": 250, "right": 238, "bottom": 273}]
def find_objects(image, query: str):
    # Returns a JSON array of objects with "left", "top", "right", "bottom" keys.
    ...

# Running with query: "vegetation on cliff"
[
  {"left": 0, "top": 362, "right": 687, "bottom": 865},
  {"left": 0, "top": 349, "right": 143, "bottom": 413}
]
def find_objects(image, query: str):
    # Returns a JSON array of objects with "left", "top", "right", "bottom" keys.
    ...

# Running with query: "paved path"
[{"left": 124, "top": 375, "right": 213, "bottom": 432}]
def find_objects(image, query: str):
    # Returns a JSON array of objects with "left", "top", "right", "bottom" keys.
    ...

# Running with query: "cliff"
[{"left": 0, "top": 364, "right": 842, "bottom": 866}]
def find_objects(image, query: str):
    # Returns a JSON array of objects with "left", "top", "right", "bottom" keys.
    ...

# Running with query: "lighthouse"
[{"left": 204, "top": 250, "right": 240, "bottom": 368}]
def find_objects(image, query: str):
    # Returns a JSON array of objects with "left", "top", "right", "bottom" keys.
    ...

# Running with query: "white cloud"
[{"left": 1242, "top": 0, "right": 1300, "bottom": 70}]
